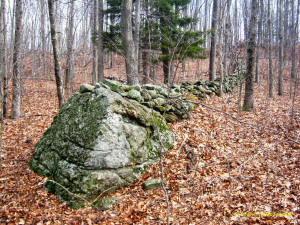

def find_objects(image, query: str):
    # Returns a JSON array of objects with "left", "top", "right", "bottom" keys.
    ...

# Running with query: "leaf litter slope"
[{"left": 0, "top": 79, "right": 299, "bottom": 224}]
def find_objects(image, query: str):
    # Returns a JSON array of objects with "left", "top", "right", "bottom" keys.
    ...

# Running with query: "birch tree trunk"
[
  {"left": 121, "top": 0, "right": 139, "bottom": 85},
  {"left": 267, "top": 0, "right": 273, "bottom": 98},
  {"left": 278, "top": 0, "right": 283, "bottom": 96},
  {"left": 11, "top": 0, "right": 23, "bottom": 119},
  {"left": 209, "top": 0, "right": 218, "bottom": 81},
  {"left": 48, "top": 0, "right": 64, "bottom": 108},
  {"left": 97, "top": 0, "right": 104, "bottom": 82},
  {"left": 65, "top": 0, "right": 75, "bottom": 90},
  {"left": 243, "top": 0, "right": 258, "bottom": 111}
]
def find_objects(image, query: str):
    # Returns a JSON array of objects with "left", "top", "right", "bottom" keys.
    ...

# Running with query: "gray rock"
[
  {"left": 28, "top": 87, "right": 174, "bottom": 209},
  {"left": 103, "top": 80, "right": 123, "bottom": 93},
  {"left": 157, "top": 88, "right": 169, "bottom": 97},
  {"left": 101, "top": 197, "right": 116, "bottom": 211},
  {"left": 128, "top": 89, "right": 143, "bottom": 102},
  {"left": 148, "top": 90, "right": 158, "bottom": 99},
  {"left": 143, "top": 84, "right": 160, "bottom": 90},
  {"left": 142, "top": 178, "right": 162, "bottom": 190},
  {"left": 141, "top": 89, "right": 152, "bottom": 101},
  {"left": 80, "top": 84, "right": 95, "bottom": 93},
  {"left": 153, "top": 97, "right": 167, "bottom": 106}
]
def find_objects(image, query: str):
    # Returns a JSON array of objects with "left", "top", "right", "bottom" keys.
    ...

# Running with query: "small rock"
[
  {"left": 164, "top": 113, "right": 178, "bottom": 122},
  {"left": 93, "top": 197, "right": 116, "bottom": 211},
  {"left": 133, "top": 85, "right": 141, "bottom": 91},
  {"left": 80, "top": 84, "right": 95, "bottom": 93},
  {"left": 154, "top": 97, "right": 167, "bottom": 106},
  {"left": 103, "top": 80, "right": 123, "bottom": 93},
  {"left": 143, "top": 84, "right": 159, "bottom": 90},
  {"left": 148, "top": 90, "right": 158, "bottom": 99},
  {"left": 143, "top": 178, "right": 162, "bottom": 190},
  {"left": 158, "top": 88, "right": 169, "bottom": 97},
  {"left": 128, "top": 89, "right": 143, "bottom": 102}
]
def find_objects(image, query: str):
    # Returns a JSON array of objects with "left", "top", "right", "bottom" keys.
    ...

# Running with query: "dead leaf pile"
[{"left": 0, "top": 74, "right": 299, "bottom": 224}]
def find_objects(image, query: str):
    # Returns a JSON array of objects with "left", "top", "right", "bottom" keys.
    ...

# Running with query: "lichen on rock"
[
  {"left": 28, "top": 69, "right": 242, "bottom": 209},
  {"left": 28, "top": 86, "right": 174, "bottom": 209}
]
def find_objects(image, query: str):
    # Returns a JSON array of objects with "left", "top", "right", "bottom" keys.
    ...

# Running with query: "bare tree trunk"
[
  {"left": 134, "top": 0, "right": 141, "bottom": 75},
  {"left": 283, "top": 0, "right": 290, "bottom": 61},
  {"left": 278, "top": 0, "right": 283, "bottom": 96},
  {"left": 121, "top": 0, "right": 139, "bottom": 85},
  {"left": 290, "top": 0, "right": 299, "bottom": 97},
  {"left": 234, "top": 0, "right": 239, "bottom": 45},
  {"left": 255, "top": 0, "right": 263, "bottom": 83},
  {"left": 0, "top": 0, "right": 6, "bottom": 118},
  {"left": 243, "top": 0, "right": 258, "bottom": 111},
  {"left": 209, "top": 0, "right": 218, "bottom": 81},
  {"left": 224, "top": 0, "right": 232, "bottom": 76},
  {"left": 97, "top": 0, "right": 104, "bottom": 82},
  {"left": 267, "top": 0, "right": 273, "bottom": 98},
  {"left": 203, "top": 0, "right": 209, "bottom": 47},
  {"left": 0, "top": 0, "right": 6, "bottom": 170},
  {"left": 142, "top": 0, "right": 150, "bottom": 84},
  {"left": 92, "top": 0, "right": 98, "bottom": 84},
  {"left": 243, "top": 0, "right": 249, "bottom": 40},
  {"left": 48, "top": 0, "right": 64, "bottom": 108},
  {"left": 11, "top": 0, "right": 23, "bottom": 119},
  {"left": 40, "top": 0, "right": 46, "bottom": 77},
  {"left": 65, "top": 0, "right": 75, "bottom": 90}
]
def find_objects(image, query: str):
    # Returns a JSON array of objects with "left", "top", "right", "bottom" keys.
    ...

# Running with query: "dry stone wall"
[{"left": 28, "top": 70, "right": 242, "bottom": 209}]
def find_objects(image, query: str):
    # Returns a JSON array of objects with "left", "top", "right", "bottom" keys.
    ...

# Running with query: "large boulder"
[{"left": 28, "top": 86, "right": 174, "bottom": 209}]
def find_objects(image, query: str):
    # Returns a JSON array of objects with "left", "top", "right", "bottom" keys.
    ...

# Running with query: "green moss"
[{"left": 164, "top": 113, "right": 178, "bottom": 122}]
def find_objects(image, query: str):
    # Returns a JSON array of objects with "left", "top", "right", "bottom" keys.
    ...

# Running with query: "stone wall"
[{"left": 28, "top": 69, "right": 243, "bottom": 209}]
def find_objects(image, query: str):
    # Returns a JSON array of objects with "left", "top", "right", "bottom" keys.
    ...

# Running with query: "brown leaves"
[{"left": 1, "top": 75, "right": 299, "bottom": 224}]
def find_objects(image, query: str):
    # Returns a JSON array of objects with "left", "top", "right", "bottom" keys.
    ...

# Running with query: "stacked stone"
[
  {"left": 79, "top": 72, "right": 241, "bottom": 122},
  {"left": 100, "top": 80, "right": 193, "bottom": 122},
  {"left": 28, "top": 70, "right": 244, "bottom": 210}
]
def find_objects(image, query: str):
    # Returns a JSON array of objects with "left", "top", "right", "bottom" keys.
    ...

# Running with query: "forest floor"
[{"left": 0, "top": 69, "right": 299, "bottom": 224}]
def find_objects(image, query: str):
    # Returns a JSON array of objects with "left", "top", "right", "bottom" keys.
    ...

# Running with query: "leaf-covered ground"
[{"left": 0, "top": 77, "right": 299, "bottom": 224}]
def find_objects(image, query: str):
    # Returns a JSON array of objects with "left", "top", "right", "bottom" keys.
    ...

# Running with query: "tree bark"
[
  {"left": 0, "top": 0, "right": 6, "bottom": 118},
  {"left": 48, "top": 0, "right": 64, "bottom": 108},
  {"left": 283, "top": 0, "right": 290, "bottom": 61},
  {"left": 255, "top": 0, "right": 263, "bottom": 83},
  {"left": 209, "top": 0, "right": 218, "bottom": 81},
  {"left": 92, "top": 0, "right": 98, "bottom": 84},
  {"left": 121, "top": 0, "right": 139, "bottom": 85},
  {"left": 97, "top": 0, "right": 104, "bottom": 82},
  {"left": 142, "top": 0, "right": 150, "bottom": 84},
  {"left": 134, "top": 0, "right": 141, "bottom": 75},
  {"left": 243, "top": 0, "right": 258, "bottom": 111},
  {"left": 40, "top": 0, "right": 47, "bottom": 76},
  {"left": 267, "top": 0, "right": 273, "bottom": 98},
  {"left": 278, "top": 0, "right": 283, "bottom": 95},
  {"left": 11, "top": 0, "right": 23, "bottom": 119},
  {"left": 290, "top": 0, "right": 299, "bottom": 96},
  {"left": 0, "top": 0, "right": 5, "bottom": 170},
  {"left": 65, "top": 0, "right": 75, "bottom": 90}
]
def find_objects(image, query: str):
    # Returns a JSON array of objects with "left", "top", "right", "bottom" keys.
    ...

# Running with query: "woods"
[{"left": 0, "top": 0, "right": 299, "bottom": 224}]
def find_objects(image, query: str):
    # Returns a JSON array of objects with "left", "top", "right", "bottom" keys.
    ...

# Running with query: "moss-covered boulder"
[{"left": 28, "top": 86, "right": 174, "bottom": 209}]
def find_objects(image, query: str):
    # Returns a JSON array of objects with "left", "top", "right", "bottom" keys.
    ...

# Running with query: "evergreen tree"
[{"left": 104, "top": 0, "right": 206, "bottom": 84}]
